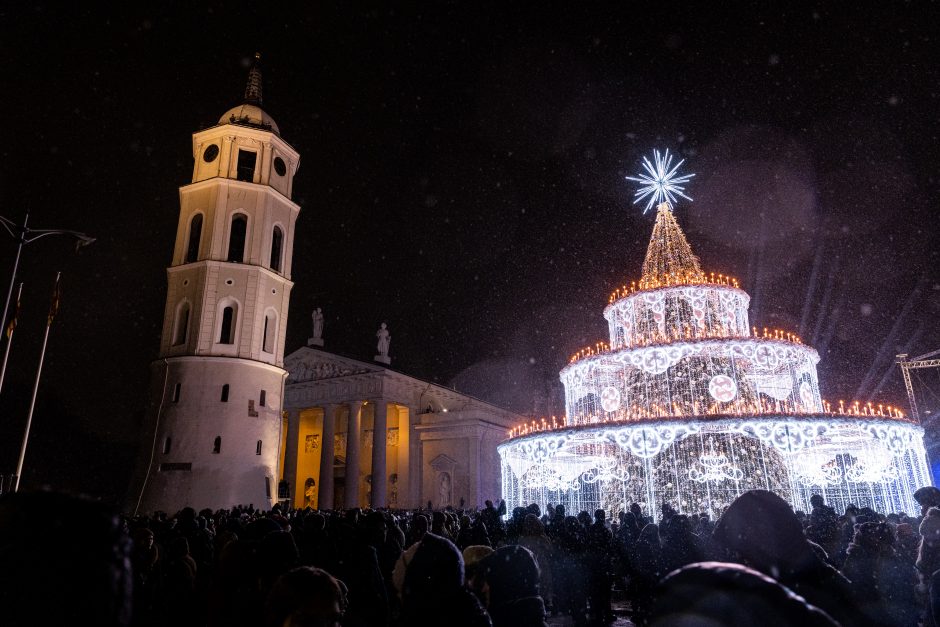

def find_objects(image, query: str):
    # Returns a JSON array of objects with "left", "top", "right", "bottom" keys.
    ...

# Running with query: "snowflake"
[{"left": 625, "top": 149, "right": 695, "bottom": 213}]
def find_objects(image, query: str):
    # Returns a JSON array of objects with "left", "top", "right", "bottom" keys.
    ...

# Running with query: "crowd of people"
[{"left": 4, "top": 486, "right": 940, "bottom": 626}]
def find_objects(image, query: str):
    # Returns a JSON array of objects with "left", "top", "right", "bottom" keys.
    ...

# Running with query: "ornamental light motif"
[
  {"left": 625, "top": 149, "right": 696, "bottom": 213},
  {"left": 498, "top": 151, "right": 932, "bottom": 520},
  {"left": 688, "top": 439, "right": 744, "bottom": 483}
]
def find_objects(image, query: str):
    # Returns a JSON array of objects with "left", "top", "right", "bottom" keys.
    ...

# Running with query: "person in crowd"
[
  {"left": 916, "top": 487, "right": 940, "bottom": 519},
  {"left": 659, "top": 513, "right": 704, "bottom": 577},
  {"left": 463, "top": 544, "right": 495, "bottom": 605},
  {"left": 806, "top": 494, "right": 841, "bottom": 563},
  {"left": 162, "top": 535, "right": 199, "bottom": 626},
  {"left": 0, "top": 490, "right": 133, "bottom": 627},
  {"left": 841, "top": 520, "right": 917, "bottom": 627},
  {"left": 630, "top": 523, "right": 663, "bottom": 626},
  {"left": 480, "top": 544, "right": 548, "bottom": 627},
  {"left": 918, "top": 507, "right": 940, "bottom": 627},
  {"left": 545, "top": 515, "right": 587, "bottom": 623},
  {"left": 519, "top": 513, "right": 555, "bottom": 614},
  {"left": 481, "top": 499, "right": 507, "bottom": 546},
  {"left": 129, "top": 526, "right": 162, "bottom": 626},
  {"left": 400, "top": 533, "right": 491, "bottom": 627},
  {"left": 327, "top": 511, "right": 388, "bottom": 626},
  {"left": 585, "top": 509, "right": 615, "bottom": 624},
  {"left": 647, "top": 561, "right": 839, "bottom": 626},
  {"left": 263, "top": 566, "right": 346, "bottom": 627},
  {"left": 711, "top": 489, "right": 865, "bottom": 626}
]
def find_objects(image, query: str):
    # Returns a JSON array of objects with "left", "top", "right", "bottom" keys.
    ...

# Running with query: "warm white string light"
[{"left": 498, "top": 160, "right": 931, "bottom": 521}]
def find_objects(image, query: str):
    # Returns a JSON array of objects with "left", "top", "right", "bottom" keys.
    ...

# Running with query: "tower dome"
[{"left": 218, "top": 53, "right": 280, "bottom": 135}]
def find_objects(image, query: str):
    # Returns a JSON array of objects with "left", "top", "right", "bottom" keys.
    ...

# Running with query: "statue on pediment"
[
  {"left": 308, "top": 308, "right": 324, "bottom": 347},
  {"left": 375, "top": 323, "right": 391, "bottom": 364}
]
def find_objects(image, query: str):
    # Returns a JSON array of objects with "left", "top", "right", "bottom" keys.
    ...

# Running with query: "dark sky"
[{"left": 1, "top": 3, "right": 938, "bottom": 504}]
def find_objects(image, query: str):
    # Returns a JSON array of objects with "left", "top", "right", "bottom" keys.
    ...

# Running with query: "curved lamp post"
[{"left": 0, "top": 213, "right": 95, "bottom": 397}]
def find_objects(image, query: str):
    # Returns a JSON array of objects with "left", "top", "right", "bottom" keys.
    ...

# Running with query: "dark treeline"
[{"left": 2, "top": 487, "right": 940, "bottom": 626}]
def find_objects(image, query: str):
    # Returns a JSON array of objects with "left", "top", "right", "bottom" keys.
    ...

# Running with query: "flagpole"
[
  {"left": 0, "top": 282, "right": 23, "bottom": 392},
  {"left": 13, "top": 272, "right": 60, "bottom": 492}
]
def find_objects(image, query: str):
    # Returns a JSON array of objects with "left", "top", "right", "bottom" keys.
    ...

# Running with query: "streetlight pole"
[{"left": 0, "top": 213, "right": 95, "bottom": 397}]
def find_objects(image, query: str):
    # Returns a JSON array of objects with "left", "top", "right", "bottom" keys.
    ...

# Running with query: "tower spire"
[
  {"left": 244, "top": 52, "right": 263, "bottom": 105},
  {"left": 640, "top": 202, "right": 704, "bottom": 288}
]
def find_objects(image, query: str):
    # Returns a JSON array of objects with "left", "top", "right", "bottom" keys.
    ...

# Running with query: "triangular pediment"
[
  {"left": 284, "top": 347, "right": 383, "bottom": 383},
  {"left": 429, "top": 454, "right": 458, "bottom": 471}
]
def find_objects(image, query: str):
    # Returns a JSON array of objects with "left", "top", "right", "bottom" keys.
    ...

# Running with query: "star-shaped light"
[{"left": 625, "top": 149, "right": 695, "bottom": 213}]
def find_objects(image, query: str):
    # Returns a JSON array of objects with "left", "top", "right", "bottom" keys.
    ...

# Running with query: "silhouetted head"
[
  {"left": 0, "top": 491, "right": 132, "bottom": 627},
  {"left": 649, "top": 562, "right": 838, "bottom": 626},
  {"left": 481, "top": 544, "right": 541, "bottom": 607},
  {"left": 712, "top": 490, "right": 814, "bottom": 579},
  {"left": 264, "top": 566, "right": 345, "bottom": 627},
  {"left": 915, "top": 487, "right": 940, "bottom": 516}
]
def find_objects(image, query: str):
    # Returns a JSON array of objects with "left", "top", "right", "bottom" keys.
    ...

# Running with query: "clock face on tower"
[{"left": 203, "top": 144, "right": 220, "bottom": 162}]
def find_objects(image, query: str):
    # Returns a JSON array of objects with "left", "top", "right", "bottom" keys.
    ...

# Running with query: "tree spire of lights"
[
  {"left": 625, "top": 150, "right": 703, "bottom": 287},
  {"left": 625, "top": 148, "right": 695, "bottom": 214}
]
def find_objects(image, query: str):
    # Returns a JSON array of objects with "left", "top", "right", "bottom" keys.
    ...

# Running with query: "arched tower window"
[
  {"left": 163, "top": 437, "right": 172, "bottom": 454},
  {"left": 227, "top": 213, "right": 248, "bottom": 263},
  {"left": 219, "top": 303, "right": 238, "bottom": 344},
  {"left": 263, "top": 311, "right": 277, "bottom": 353},
  {"left": 213, "top": 436, "right": 222, "bottom": 454},
  {"left": 270, "top": 226, "right": 283, "bottom": 272},
  {"left": 173, "top": 302, "right": 190, "bottom": 346},
  {"left": 185, "top": 214, "right": 203, "bottom": 263},
  {"left": 221, "top": 384, "right": 230, "bottom": 402},
  {"left": 256, "top": 440, "right": 262, "bottom": 455},
  {"left": 259, "top": 390, "right": 266, "bottom": 407}
]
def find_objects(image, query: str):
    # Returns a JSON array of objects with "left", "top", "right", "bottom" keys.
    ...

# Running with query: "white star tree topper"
[{"left": 625, "top": 149, "right": 696, "bottom": 213}]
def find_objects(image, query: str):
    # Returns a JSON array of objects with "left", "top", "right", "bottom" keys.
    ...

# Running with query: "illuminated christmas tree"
[{"left": 499, "top": 151, "right": 931, "bottom": 520}]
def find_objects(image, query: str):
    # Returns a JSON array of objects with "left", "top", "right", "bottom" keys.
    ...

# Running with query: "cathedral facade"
[{"left": 280, "top": 347, "right": 519, "bottom": 511}]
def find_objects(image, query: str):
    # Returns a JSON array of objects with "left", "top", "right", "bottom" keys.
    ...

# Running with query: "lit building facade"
[
  {"left": 499, "top": 203, "right": 932, "bottom": 520},
  {"left": 279, "top": 347, "right": 519, "bottom": 510},
  {"left": 130, "top": 56, "right": 300, "bottom": 513}
]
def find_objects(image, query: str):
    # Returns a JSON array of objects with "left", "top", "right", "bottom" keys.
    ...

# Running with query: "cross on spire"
[{"left": 244, "top": 52, "right": 263, "bottom": 105}]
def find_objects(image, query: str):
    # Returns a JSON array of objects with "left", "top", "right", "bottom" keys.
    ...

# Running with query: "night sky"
[{"left": 2, "top": 4, "right": 938, "bottom": 505}]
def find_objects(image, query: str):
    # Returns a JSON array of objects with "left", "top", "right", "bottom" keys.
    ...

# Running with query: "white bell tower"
[{"left": 130, "top": 54, "right": 301, "bottom": 513}]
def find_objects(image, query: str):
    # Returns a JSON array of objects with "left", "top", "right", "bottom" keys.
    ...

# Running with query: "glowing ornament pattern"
[
  {"left": 600, "top": 386, "right": 622, "bottom": 412},
  {"left": 625, "top": 149, "right": 696, "bottom": 213},
  {"left": 708, "top": 375, "right": 738, "bottom": 403},
  {"left": 689, "top": 440, "right": 744, "bottom": 483}
]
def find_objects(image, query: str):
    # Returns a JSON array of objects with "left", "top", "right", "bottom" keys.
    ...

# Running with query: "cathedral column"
[
  {"left": 396, "top": 406, "right": 411, "bottom": 509},
  {"left": 344, "top": 401, "right": 363, "bottom": 509},
  {"left": 318, "top": 404, "right": 338, "bottom": 510},
  {"left": 409, "top": 405, "right": 422, "bottom": 509},
  {"left": 371, "top": 400, "right": 388, "bottom": 508},
  {"left": 281, "top": 410, "right": 300, "bottom": 504}
]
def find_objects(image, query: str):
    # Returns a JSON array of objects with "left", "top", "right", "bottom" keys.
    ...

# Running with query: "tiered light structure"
[{"left": 498, "top": 155, "right": 931, "bottom": 520}]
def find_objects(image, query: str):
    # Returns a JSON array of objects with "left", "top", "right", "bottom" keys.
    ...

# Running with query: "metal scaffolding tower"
[{"left": 897, "top": 349, "right": 940, "bottom": 422}]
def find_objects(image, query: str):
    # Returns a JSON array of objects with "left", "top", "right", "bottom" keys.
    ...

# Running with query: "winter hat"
[
  {"left": 896, "top": 522, "right": 914, "bottom": 539},
  {"left": 481, "top": 544, "right": 541, "bottom": 606},
  {"left": 915, "top": 487, "right": 940, "bottom": 508},
  {"left": 463, "top": 545, "right": 494, "bottom": 569},
  {"left": 649, "top": 561, "right": 839, "bottom": 627},
  {"left": 919, "top": 507, "right": 940, "bottom": 544},
  {"left": 403, "top": 533, "right": 465, "bottom": 598},
  {"left": 712, "top": 490, "right": 811, "bottom": 578}
]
